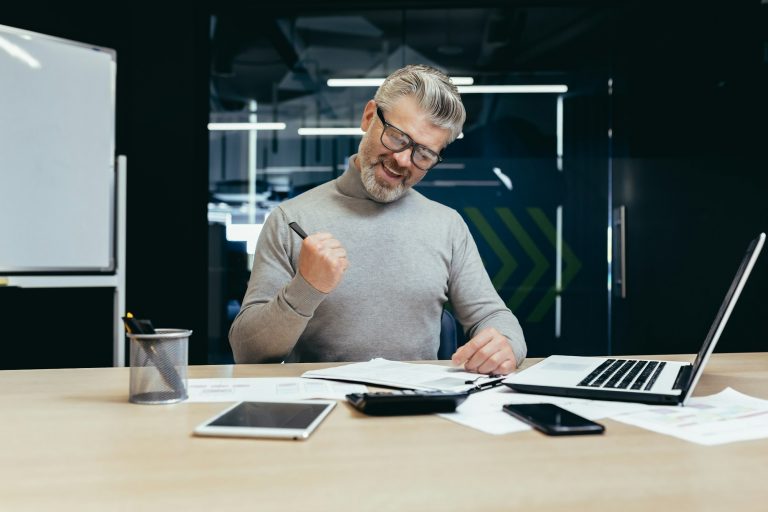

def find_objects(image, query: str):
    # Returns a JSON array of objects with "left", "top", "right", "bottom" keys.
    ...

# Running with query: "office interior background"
[{"left": 1, "top": 1, "right": 765, "bottom": 369}]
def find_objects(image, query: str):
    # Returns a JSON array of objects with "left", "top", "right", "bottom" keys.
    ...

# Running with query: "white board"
[{"left": 0, "top": 24, "right": 116, "bottom": 272}]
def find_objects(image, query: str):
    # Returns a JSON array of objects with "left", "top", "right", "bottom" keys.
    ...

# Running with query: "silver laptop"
[{"left": 504, "top": 232, "right": 765, "bottom": 405}]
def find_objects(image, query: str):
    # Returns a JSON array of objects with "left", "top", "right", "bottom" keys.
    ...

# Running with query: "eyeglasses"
[{"left": 376, "top": 106, "right": 442, "bottom": 171}]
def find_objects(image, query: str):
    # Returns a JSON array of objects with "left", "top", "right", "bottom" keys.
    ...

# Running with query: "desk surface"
[{"left": 1, "top": 353, "right": 767, "bottom": 511}]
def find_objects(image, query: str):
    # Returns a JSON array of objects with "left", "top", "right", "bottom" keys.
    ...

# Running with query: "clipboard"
[{"left": 302, "top": 358, "right": 506, "bottom": 393}]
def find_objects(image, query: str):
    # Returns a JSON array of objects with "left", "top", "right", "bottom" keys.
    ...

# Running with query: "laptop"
[{"left": 504, "top": 232, "right": 765, "bottom": 405}]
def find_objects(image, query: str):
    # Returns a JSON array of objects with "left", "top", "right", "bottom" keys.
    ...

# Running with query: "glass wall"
[
  {"left": 207, "top": 4, "right": 767, "bottom": 362},
  {"left": 207, "top": 6, "right": 613, "bottom": 363}
]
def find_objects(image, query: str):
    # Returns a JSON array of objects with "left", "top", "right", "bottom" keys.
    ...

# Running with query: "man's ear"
[{"left": 360, "top": 100, "right": 377, "bottom": 132}]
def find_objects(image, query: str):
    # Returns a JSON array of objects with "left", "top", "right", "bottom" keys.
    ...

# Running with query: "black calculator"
[{"left": 346, "top": 390, "right": 469, "bottom": 416}]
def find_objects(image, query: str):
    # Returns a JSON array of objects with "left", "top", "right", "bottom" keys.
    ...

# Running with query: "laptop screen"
[{"left": 683, "top": 234, "right": 764, "bottom": 400}]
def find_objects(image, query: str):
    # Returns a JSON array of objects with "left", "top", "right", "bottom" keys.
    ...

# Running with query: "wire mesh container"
[{"left": 128, "top": 328, "right": 192, "bottom": 404}]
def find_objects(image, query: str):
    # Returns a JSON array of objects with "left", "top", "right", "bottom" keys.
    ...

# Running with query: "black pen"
[
  {"left": 465, "top": 376, "right": 506, "bottom": 393},
  {"left": 289, "top": 222, "right": 308, "bottom": 239}
]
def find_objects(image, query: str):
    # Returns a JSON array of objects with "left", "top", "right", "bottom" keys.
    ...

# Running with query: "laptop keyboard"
[{"left": 577, "top": 359, "right": 666, "bottom": 391}]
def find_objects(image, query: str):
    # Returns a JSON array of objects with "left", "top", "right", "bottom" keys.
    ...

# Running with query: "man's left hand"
[{"left": 451, "top": 327, "right": 517, "bottom": 375}]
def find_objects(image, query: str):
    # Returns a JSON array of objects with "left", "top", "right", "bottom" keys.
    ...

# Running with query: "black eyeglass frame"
[{"left": 375, "top": 106, "right": 443, "bottom": 171}]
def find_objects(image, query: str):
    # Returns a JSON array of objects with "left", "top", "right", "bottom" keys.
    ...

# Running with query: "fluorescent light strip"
[
  {"left": 555, "top": 205, "right": 563, "bottom": 338},
  {"left": 327, "top": 76, "right": 474, "bottom": 87},
  {"left": 297, "top": 128, "right": 464, "bottom": 139},
  {"left": 298, "top": 127, "right": 365, "bottom": 136},
  {"left": 556, "top": 95, "right": 564, "bottom": 171},
  {"left": 208, "top": 122, "right": 286, "bottom": 131},
  {"left": 457, "top": 85, "right": 568, "bottom": 94}
]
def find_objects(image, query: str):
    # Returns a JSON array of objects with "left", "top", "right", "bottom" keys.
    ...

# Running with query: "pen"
[
  {"left": 465, "top": 376, "right": 506, "bottom": 393},
  {"left": 288, "top": 222, "right": 308, "bottom": 239}
]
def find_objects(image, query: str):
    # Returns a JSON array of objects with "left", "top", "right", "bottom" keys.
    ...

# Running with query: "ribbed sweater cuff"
[{"left": 283, "top": 273, "right": 328, "bottom": 317}]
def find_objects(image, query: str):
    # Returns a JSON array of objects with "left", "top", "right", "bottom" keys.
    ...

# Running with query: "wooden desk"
[{"left": 1, "top": 353, "right": 767, "bottom": 511}]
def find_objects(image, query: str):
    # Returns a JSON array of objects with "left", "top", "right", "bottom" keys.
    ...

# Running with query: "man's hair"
[{"left": 374, "top": 64, "right": 466, "bottom": 144}]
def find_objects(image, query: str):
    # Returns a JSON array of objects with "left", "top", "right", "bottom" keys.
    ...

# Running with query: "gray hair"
[{"left": 374, "top": 64, "right": 466, "bottom": 144}]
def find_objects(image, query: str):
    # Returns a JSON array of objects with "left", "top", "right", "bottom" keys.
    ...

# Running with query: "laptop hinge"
[{"left": 672, "top": 364, "right": 693, "bottom": 390}]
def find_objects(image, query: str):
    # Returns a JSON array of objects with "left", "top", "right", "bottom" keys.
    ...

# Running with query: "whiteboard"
[{"left": 0, "top": 24, "right": 116, "bottom": 273}]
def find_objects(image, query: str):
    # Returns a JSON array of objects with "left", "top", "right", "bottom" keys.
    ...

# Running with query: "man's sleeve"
[
  {"left": 228, "top": 207, "right": 327, "bottom": 363},
  {"left": 446, "top": 212, "right": 527, "bottom": 366}
]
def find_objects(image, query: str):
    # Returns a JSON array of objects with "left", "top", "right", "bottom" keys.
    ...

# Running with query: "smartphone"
[
  {"left": 502, "top": 403, "right": 605, "bottom": 436},
  {"left": 194, "top": 400, "right": 336, "bottom": 440}
]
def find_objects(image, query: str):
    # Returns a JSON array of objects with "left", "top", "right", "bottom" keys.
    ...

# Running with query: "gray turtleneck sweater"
[{"left": 229, "top": 156, "right": 526, "bottom": 365}]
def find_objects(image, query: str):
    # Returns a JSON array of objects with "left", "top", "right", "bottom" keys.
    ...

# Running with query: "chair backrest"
[{"left": 437, "top": 309, "right": 458, "bottom": 360}]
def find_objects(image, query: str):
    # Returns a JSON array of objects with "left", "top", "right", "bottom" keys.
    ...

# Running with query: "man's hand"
[
  {"left": 298, "top": 232, "right": 349, "bottom": 293},
  {"left": 451, "top": 327, "right": 517, "bottom": 375}
]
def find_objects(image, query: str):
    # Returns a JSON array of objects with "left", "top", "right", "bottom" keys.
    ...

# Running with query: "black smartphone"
[{"left": 502, "top": 403, "right": 605, "bottom": 436}]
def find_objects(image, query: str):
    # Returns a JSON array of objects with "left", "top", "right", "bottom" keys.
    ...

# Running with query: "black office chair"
[{"left": 437, "top": 309, "right": 459, "bottom": 360}]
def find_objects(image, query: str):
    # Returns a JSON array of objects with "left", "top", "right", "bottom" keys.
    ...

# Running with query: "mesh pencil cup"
[{"left": 128, "top": 328, "right": 192, "bottom": 404}]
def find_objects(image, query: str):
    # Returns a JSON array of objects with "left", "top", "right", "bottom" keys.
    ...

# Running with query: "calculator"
[{"left": 345, "top": 390, "right": 469, "bottom": 416}]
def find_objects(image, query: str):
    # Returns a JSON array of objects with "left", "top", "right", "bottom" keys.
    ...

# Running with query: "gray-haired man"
[{"left": 230, "top": 64, "right": 526, "bottom": 374}]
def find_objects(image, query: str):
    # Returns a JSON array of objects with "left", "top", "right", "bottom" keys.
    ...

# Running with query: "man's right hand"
[{"left": 297, "top": 232, "right": 349, "bottom": 293}]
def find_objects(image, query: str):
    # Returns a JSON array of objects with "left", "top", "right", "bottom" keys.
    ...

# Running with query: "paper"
[
  {"left": 439, "top": 387, "right": 653, "bottom": 435},
  {"left": 302, "top": 358, "right": 498, "bottom": 391},
  {"left": 186, "top": 377, "right": 367, "bottom": 403},
  {"left": 612, "top": 387, "right": 768, "bottom": 445}
]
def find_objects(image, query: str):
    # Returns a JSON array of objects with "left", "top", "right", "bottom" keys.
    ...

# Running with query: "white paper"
[
  {"left": 186, "top": 377, "right": 367, "bottom": 403},
  {"left": 302, "top": 358, "right": 497, "bottom": 391},
  {"left": 438, "top": 387, "right": 654, "bottom": 435},
  {"left": 612, "top": 387, "right": 768, "bottom": 445}
]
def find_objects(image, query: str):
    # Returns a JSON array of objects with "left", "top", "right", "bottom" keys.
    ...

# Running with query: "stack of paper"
[
  {"left": 186, "top": 377, "right": 366, "bottom": 403},
  {"left": 302, "top": 358, "right": 500, "bottom": 392}
]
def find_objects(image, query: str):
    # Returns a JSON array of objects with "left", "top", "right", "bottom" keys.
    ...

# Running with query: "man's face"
[{"left": 356, "top": 96, "right": 451, "bottom": 203}]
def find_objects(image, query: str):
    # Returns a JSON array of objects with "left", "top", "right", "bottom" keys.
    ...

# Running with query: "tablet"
[{"left": 193, "top": 400, "right": 336, "bottom": 440}]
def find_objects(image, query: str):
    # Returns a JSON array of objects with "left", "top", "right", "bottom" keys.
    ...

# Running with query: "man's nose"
[{"left": 392, "top": 148, "right": 412, "bottom": 169}]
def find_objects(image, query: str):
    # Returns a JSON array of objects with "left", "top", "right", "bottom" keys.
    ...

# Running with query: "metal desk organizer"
[{"left": 128, "top": 328, "right": 192, "bottom": 404}]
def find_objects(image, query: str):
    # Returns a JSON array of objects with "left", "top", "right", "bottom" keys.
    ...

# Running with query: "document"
[
  {"left": 302, "top": 358, "right": 502, "bottom": 392},
  {"left": 438, "top": 387, "right": 652, "bottom": 435},
  {"left": 186, "top": 377, "right": 367, "bottom": 403},
  {"left": 612, "top": 387, "right": 768, "bottom": 445}
]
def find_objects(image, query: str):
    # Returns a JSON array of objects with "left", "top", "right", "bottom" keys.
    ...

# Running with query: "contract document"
[
  {"left": 302, "top": 358, "right": 503, "bottom": 392},
  {"left": 612, "top": 387, "right": 768, "bottom": 445},
  {"left": 187, "top": 377, "right": 366, "bottom": 403}
]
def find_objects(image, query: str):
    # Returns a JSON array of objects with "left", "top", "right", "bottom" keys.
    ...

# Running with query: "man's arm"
[
  {"left": 445, "top": 212, "right": 526, "bottom": 374},
  {"left": 229, "top": 208, "right": 348, "bottom": 362},
  {"left": 228, "top": 209, "right": 321, "bottom": 362}
]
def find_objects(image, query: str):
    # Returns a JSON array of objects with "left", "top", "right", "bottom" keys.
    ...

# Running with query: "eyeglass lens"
[{"left": 381, "top": 127, "right": 439, "bottom": 170}]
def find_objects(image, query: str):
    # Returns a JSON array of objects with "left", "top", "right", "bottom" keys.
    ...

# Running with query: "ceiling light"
[
  {"left": 327, "top": 77, "right": 474, "bottom": 87},
  {"left": 457, "top": 85, "right": 568, "bottom": 94},
  {"left": 298, "top": 128, "right": 364, "bottom": 136},
  {"left": 208, "top": 122, "right": 286, "bottom": 131}
]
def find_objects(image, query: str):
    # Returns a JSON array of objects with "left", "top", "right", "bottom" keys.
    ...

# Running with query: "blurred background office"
[{"left": 1, "top": 1, "right": 765, "bottom": 369}]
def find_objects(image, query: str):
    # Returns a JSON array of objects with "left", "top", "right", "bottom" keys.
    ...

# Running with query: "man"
[{"left": 229, "top": 64, "right": 525, "bottom": 374}]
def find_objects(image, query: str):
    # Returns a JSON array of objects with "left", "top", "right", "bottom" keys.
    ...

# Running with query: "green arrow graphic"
[
  {"left": 464, "top": 208, "right": 518, "bottom": 289},
  {"left": 526, "top": 207, "right": 582, "bottom": 322},
  {"left": 495, "top": 208, "right": 549, "bottom": 312}
]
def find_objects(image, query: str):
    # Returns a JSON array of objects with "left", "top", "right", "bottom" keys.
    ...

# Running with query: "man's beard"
[{"left": 360, "top": 156, "right": 410, "bottom": 203}]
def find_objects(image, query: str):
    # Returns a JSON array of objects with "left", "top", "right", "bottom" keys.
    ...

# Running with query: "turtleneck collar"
[{"left": 335, "top": 154, "right": 412, "bottom": 204}]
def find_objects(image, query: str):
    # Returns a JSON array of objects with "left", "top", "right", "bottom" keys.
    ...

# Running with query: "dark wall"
[
  {"left": 610, "top": 3, "right": 768, "bottom": 355},
  {"left": 1, "top": 5, "right": 210, "bottom": 366},
  {"left": 1, "top": 2, "right": 764, "bottom": 368}
]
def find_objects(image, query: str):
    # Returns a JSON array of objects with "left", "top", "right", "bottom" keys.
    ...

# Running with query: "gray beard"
[{"left": 360, "top": 161, "right": 408, "bottom": 203}]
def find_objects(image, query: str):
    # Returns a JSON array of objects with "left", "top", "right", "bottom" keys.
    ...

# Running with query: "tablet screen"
[{"left": 207, "top": 401, "right": 332, "bottom": 429}]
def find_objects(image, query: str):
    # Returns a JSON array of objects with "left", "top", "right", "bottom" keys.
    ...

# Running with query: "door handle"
[{"left": 612, "top": 206, "right": 626, "bottom": 298}]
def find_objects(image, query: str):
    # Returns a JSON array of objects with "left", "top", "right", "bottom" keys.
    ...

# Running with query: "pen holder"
[{"left": 128, "top": 328, "right": 192, "bottom": 404}]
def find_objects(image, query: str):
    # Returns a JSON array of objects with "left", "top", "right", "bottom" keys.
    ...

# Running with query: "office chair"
[{"left": 437, "top": 309, "right": 459, "bottom": 360}]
